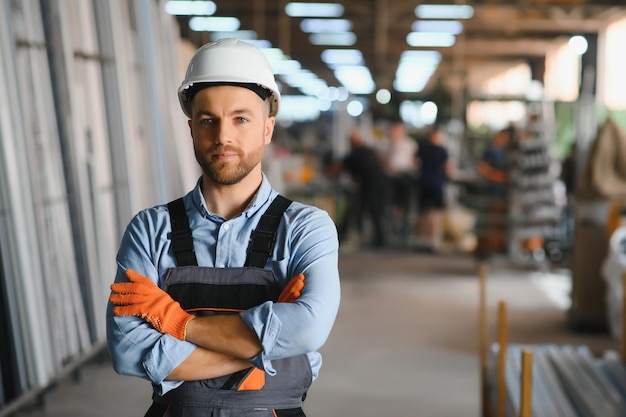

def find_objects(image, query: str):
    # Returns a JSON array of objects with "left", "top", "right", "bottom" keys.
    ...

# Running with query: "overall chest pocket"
[{"left": 163, "top": 266, "right": 281, "bottom": 315}]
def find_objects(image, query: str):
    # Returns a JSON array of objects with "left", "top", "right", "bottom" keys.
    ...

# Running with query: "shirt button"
[{"left": 223, "top": 223, "right": 230, "bottom": 230}]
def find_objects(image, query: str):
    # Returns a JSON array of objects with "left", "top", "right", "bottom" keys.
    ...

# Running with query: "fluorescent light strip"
[
  {"left": 406, "top": 32, "right": 456, "bottom": 47},
  {"left": 321, "top": 49, "right": 364, "bottom": 66},
  {"left": 394, "top": 51, "right": 441, "bottom": 93},
  {"left": 415, "top": 4, "right": 474, "bottom": 19},
  {"left": 189, "top": 16, "right": 240, "bottom": 32},
  {"left": 300, "top": 18, "right": 353, "bottom": 33},
  {"left": 210, "top": 30, "right": 258, "bottom": 41},
  {"left": 285, "top": 2, "right": 344, "bottom": 17},
  {"left": 164, "top": 0, "right": 216, "bottom": 16},
  {"left": 334, "top": 66, "right": 375, "bottom": 94},
  {"left": 309, "top": 32, "right": 356, "bottom": 46},
  {"left": 412, "top": 20, "right": 463, "bottom": 35}
]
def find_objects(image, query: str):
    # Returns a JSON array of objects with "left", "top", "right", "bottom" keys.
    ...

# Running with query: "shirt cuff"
[
  {"left": 240, "top": 301, "right": 282, "bottom": 376},
  {"left": 143, "top": 335, "right": 197, "bottom": 395}
]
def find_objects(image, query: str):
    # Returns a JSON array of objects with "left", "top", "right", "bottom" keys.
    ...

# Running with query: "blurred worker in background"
[
  {"left": 415, "top": 127, "right": 453, "bottom": 253},
  {"left": 106, "top": 38, "right": 340, "bottom": 417},
  {"left": 328, "top": 127, "right": 389, "bottom": 248},
  {"left": 475, "top": 127, "right": 512, "bottom": 255},
  {"left": 478, "top": 128, "right": 510, "bottom": 196},
  {"left": 382, "top": 121, "right": 418, "bottom": 233}
]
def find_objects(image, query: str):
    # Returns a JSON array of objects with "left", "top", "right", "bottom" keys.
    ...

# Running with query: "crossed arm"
[{"left": 109, "top": 269, "right": 304, "bottom": 381}]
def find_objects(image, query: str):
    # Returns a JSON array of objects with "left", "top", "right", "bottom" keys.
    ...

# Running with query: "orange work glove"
[
  {"left": 109, "top": 269, "right": 194, "bottom": 340},
  {"left": 277, "top": 273, "right": 305, "bottom": 302},
  {"left": 239, "top": 273, "right": 306, "bottom": 391}
]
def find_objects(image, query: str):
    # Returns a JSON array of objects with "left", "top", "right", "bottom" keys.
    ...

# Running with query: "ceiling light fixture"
[
  {"left": 164, "top": 0, "right": 216, "bottom": 16},
  {"left": 406, "top": 32, "right": 456, "bottom": 48},
  {"left": 210, "top": 30, "right": 257, "bottom": 41},
  {"left": 415, "top": 4, "right": 474, "bottom": 19},
  {"left": 189, "top": 16, "right": 240, "bottom": 32},
  {"left": 309, "top": 32, "right": 357, "bottom": 46},
  {"left": 321, "top": 49, "right": 364, "bottom": 67},
  {"left": 394, "top": 50, "right": 441, "bottom": 93},
  {"left": 412, "top": 20, "right": 463, "bottom": 35},
  {"left": 334, "top": 66, "right": 375, "bottom": 95},
  {"left": 300, "top": 18, "right": 352, "bottom": 33},
  {"left": 285, "top": 2, "right": 344, "bottom": 18}
]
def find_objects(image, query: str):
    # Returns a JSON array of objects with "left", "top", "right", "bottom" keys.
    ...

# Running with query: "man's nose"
[{"left": 214, "top": 121, "right": 234, "bottom": 145}]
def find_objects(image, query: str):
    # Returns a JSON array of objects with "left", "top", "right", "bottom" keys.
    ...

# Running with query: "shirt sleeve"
[
  {"left": 239, "top": 207, "right": 341, "bottom": 374},
  {"left": 105, "top": 211, "right": 197, "bottom": 395}
]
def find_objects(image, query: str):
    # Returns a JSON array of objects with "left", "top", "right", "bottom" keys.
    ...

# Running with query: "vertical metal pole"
[
  {"left": 479, "top": 263, "right": 490, "bottom": 417},
  {"left": 375, "top": 0, "right": 388, "bottom": 87},
  {"left": 497, "top": 301, "right": 507, "bottom": 417},
  {"left": 278, "top": 0, "right": 290, "bottom": 55},
  {"left": 621, "top": 272, "right": 626, "bottom": 361},
  {"left": 254, "top": 0, "right": 266, "bottom": 40}
]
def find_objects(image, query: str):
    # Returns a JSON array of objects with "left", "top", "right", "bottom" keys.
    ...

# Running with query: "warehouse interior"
[{"left": 2, "top": 0, "right": 626, "bottom": 416}]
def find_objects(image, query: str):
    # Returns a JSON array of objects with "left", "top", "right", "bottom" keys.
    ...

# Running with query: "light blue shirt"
[{"left": 106, "top": 175, "right": 340, "bottom": 395}]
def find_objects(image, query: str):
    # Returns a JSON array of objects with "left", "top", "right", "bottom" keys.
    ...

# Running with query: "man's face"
[{"left": 188, "top": 86, "right": 274, "bottom": 186}]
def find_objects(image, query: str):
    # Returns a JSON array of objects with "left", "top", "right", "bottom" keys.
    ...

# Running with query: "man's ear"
[{"left": 264, "top": 117, "right": 275, "bottom": 145}]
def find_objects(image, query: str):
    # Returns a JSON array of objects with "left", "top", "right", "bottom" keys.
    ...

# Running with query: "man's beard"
[{"left": 195, "top": 145, "right": 263, "bottom": 186}]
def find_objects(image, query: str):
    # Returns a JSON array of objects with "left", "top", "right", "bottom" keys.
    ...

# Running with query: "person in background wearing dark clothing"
[
  {"left": 478, "top": 128, "right": 510, "bottom": 196},
  {"left": 330, "top": 127, "right": 389, "bottom": 248},
  {"left": 560, "top": 142, "right": 577, "bottom": 247},
  {"left": 475, "top": 128, "right": 511, "bottom": 254},
  {"left": 416, "top": 127, "right": 453, "bottom": 252}
]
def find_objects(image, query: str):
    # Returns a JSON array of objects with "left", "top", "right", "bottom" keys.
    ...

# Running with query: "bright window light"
[
  {"left": 164, "top": 1, "right": 216, "bottom": 15},
  {"left": 407, "top": 32, "right": 456, "bottom": 47},
  {"left": 415, "top": 4, "right": 474, "bottom": 19},
  {"left": 412, "top": 20, "right": 463, "bottom": 35},
  {"left": 285, "top": 2, "right": 344, "bottom": 17},
  {"left": 321, "top": 49, "right": 364, "bottom": 67},
  {"left": 189, "top": 16, "right": 240, "bottom": 32},
  {"left": 602, "top": 17, "right": 626, "bottom": 109},
  {"left": 309, "top": 32, "right": 356, "bottom": 46},
  {"left": 301, "top": 18, "right": 352, "bottom": 33},
  {"left": 334, "top": 66, "right": 375, "bottom": 95}
]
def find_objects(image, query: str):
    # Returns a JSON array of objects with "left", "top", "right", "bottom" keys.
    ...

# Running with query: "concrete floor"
[{"left": 9, "top": 247, "right": 616, "bottom": 417}]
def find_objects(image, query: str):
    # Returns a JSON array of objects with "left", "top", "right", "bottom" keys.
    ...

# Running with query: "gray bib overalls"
[{"left": 145, "top": 196, "right": 311, "bottom": 417}]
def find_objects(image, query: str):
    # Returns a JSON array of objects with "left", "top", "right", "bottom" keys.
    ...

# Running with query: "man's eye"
[
  {"left": 199, "top": 118, "right": 214, "bottom": 125},
  {"left": 236, "top": 117, "right": 248, "bottom": 124}
]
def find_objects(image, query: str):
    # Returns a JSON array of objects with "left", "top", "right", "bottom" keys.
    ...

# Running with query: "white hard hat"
[{"left": 178, "top": 38, "right": 280, "bottom": 117}]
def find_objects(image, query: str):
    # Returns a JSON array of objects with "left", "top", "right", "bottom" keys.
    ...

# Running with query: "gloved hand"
[
  {"left": 109, "top": 269, "right": 194, "bottom": 340},
  {"left": 277, "top": 273, "right": 305, "bottom": 302},
  {"left": 239, "top": 273, "right": 306, "bottom": 391}
]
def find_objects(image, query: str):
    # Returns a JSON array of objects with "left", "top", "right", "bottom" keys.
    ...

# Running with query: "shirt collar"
[{"left": 190, "top": 173, "right": 275, "bottom": 219}]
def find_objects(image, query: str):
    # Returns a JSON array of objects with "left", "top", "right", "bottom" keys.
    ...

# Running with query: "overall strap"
[
  {"left": 245, "top": 195, "right": 292, "bottom": 268},
  {"left": 167, "top": 198, "right": 198, "bottom": 267}
]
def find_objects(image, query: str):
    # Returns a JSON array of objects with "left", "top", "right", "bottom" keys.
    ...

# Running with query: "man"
[
  {"left": 331, "top": 127, "right": 389, "bottom": 248},
  {"left": 106, "top": 38, "right": 341, "bottom": 417},
  {"left": 416, "top": 127, "right": 453, "bottom": 252}
]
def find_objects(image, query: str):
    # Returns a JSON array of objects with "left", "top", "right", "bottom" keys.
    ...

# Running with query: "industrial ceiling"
[{"left": 173, "top": 1, "right": 626, "bottom": 107}]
